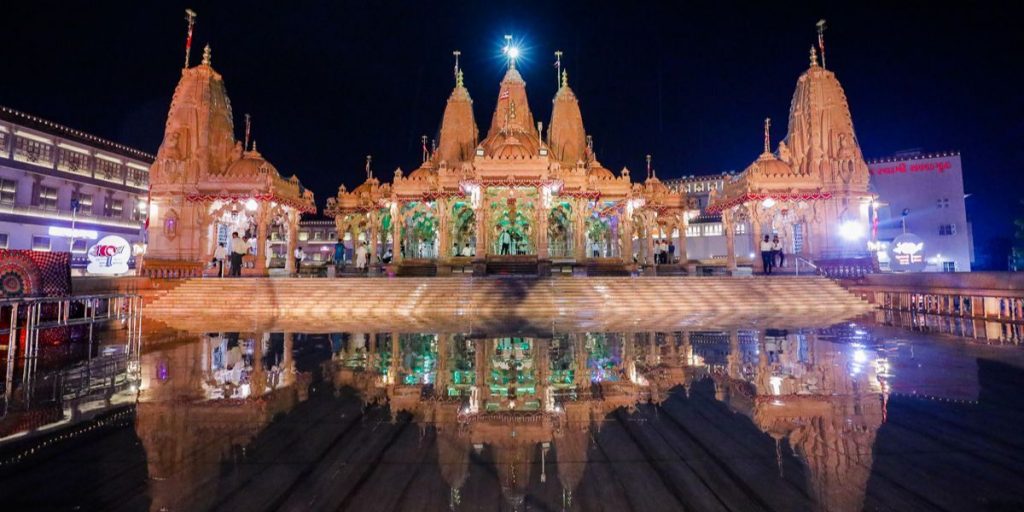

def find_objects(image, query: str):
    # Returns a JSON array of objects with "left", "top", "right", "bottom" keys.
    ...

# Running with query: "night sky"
[{"left": 3, "top": 1, "right": 1022, "bottom": 267}]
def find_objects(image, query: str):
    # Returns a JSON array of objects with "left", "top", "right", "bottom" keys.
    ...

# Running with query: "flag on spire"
[
  {"left": 816, "top": 19, "right": 827, "bottom": 69},
  {"left": 183, "top": 9, "right": 197, "bottom": 68}
]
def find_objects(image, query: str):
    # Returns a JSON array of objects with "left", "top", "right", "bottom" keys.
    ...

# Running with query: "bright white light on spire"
[{"left": 507, "top": 46, "right": 520, "bottom": 59}]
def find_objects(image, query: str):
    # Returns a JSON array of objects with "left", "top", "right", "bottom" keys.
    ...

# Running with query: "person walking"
[
  {"left": 229, "top": 232, "right": 247, "bottom": 277},
  {"left": 355, "top": 241, "right": 368, "bottom": 271},
  {"left": 772, "top": 234, "right": 785, "bottom": 270},
  {"left": 213, "top": 242, "right": 228, "bottom": 277},
  {"left": 293, "top": 246, "right": 305, "bottom": 273},
  {"left": 759, "top": 234, "right": 774, "bottom": 275}
]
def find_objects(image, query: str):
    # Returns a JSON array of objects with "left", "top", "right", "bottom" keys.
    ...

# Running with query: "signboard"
[
  {"left": 888, "top": 233, "right": 926, "bottom": 272},
  {"left": 87, "top": 235, "right": 131, "bottom": 275}
]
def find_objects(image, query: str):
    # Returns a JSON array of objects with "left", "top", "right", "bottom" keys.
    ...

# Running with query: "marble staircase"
[{"left": 145, "top": 276, "right": 872, "bottom": 327}]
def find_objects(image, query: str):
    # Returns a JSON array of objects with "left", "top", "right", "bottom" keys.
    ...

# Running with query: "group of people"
[
  {"left": 212, "top": 232, "right": 252, "bottom": 277},
  {"left": 758, "top": 234, "right": 786, "bottom": 275},
  {"left": 654, "top": 239, "right": 676, "bottom": 265}
]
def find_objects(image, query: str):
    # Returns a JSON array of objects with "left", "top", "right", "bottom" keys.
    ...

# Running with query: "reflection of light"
[
  {"left": 853, "top": 349, "right": 868, "bottom": 364},
  {"left": 839, "top": 220, "right": 865, "bottom": 240},
  {"left": 769, "top": 375, "right": 783, "bottom": 395},
  {"left": 762, "top": 198, "right": 776, "bottom": 208},
  {"left": 507, "top": 46, "right": 520, "bottom": 59},
  {"left": 245, "top": 198, "right": 258, "bottom": 211}
]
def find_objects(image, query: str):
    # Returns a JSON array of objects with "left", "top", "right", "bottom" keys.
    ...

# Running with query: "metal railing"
[
  {"left": 0, "top": 293, "right": 142, "bottom": 417},
  {"left": 794, "top": 256, "right": 818, "bottom": 276}
]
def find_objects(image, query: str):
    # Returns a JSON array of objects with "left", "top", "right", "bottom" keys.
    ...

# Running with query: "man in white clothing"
[
  {"left": 229, "top": 233, "right": 248, "bottom": 277},
  {"left": 293, "top": 247, "right": 305, "bottom": 273},
  {"left": 355, "top": 242, "right": 368, "bottom": 270},
  {"left": 213, "top": 243, "right": 228, "bottom": 277}
]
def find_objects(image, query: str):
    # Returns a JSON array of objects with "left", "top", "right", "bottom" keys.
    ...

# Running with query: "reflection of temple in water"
[
  {"left": 135, "top": 332, "right": 310, "bottom": 511},
  {"left": 327, "top": 328, "right": 888, "bottom": 511}
]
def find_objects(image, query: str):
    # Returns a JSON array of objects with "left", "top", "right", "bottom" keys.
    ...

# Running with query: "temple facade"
[
  {"left": 707, "top": 46, "right": 875, "bottom": 273},
  {"left": 143, "top": 45, "right": 316, "bottom": 278},
  {"left": 326, "top": 58, "right": 691, "bottom": 276}
]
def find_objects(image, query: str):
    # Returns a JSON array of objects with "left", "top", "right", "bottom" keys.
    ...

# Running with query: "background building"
[
  {"left": 867, "top": 151, "right": 973, "bottom": 272},
  {"left": 0, "top": 106, "right": 151, "bottom": 271}
]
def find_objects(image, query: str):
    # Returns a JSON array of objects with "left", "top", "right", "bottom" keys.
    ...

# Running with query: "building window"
[
  {"left": 71, "top": 239, "right": 88, "bottom": 253},
  {"left": 704, "top": 224, "right": 723, "bottom": 236},
  {"left": 58, "top": 148, "right": 91, "bottom": 174},
  {"left": 36, "top": 185, "right": 58, "bottom": 210},
  {"left": 105, "top": 198, "right": 123, "bottom": 218},
  {"left": 942, "top": 261, "right": 956, "bottom": 272},
  {"left": 298, "top": 231, "right": 309, "bottom": 241},
  {"left": 0, "top": 178, "right": 16, "bottom": 204},
  {"left": 329, "top": 231, "right": 338, "bottom": 240},
  {"left": 96, "top": 158, "right": 123, "bottom": 181},
  {"left": 72, "top": 192, "right": 93, "bottom": 215},
  {"left": 735, "top": 223, "right": 747, "bottom": 235},
  {"left": 32, "top": 235, "right": 51, "bottom": 251},
  {"left": 686, "top": 225, "right": 701, "bottom": 237},
  {"left": 0, "top": 233, "right": 7, "bottom": 249},
  {"left": 313, "top": 230, "right": 323, "bottom": 241},
  {"left": 939, "top": 224, "right": 956, "bottom": 236},
  {"left": 14, "top": 136, "right": 54, "bottom": 166},
  {"left": 936, "top": 198, "right": 949, "bottom": 209}
]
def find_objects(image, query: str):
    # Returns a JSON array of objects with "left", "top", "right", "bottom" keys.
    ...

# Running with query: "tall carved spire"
[
  {"left": 548, "top": 68, "right": 586, "bottom": 165},
  {"left": 436, "top": 64, "right": 478, "bottom": 165},
  {"left": 486, "top": 61, "right": 536, "bottom": 140}
]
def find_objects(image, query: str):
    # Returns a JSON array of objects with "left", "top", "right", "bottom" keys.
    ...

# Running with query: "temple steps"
[{"left": 145, "top": 276, "right": 872, "bottom": 322}]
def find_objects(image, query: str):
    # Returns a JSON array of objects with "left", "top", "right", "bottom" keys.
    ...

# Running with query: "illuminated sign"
[
  {"left": 48, "top": 226, "right": 99, "bottom": 240},
  {"left": 87, "top": 235, "right": 131, "bottom": 275},
  {"left": 888, "top": 233, "right": 927, "bottom": 272},
  {"left": 869, "top": 159, "right": 954, "bottom": 176}
]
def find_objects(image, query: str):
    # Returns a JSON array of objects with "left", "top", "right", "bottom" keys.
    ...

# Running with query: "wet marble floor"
[{"left": 2, "top": 314, "right": 1024, "bottom": 511}]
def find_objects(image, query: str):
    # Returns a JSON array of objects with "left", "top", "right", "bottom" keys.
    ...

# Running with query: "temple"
[
  {"left": 143, "top": 45, "right": 316, "bottom": 278},
  {"left": 707, "top": 46, "right": 875, "bottom": 273},
  {"left": 326, "top": 54, "right": 691, "bottom": 276}
]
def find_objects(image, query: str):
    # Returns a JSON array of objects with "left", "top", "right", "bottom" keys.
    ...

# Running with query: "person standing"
[
  {"left": 759, "top": 235, "right": 773, "bottom": 275},
  {"left": 213, "top": 242, "right": 228, "bottom": 277},
  {"left": 355, "top": 241, "right": 368, "bottom": 271},
  {"left": 293, "top": 246, "right": 305, "bottom": 273},
  {"left": 499, "top": 230, "right": 511, "bottom": 255},
  {"left": 772, "top": 234, "right": 785, "bottom": 270},
  {"left": 668, "top": 240, "right": 676, "bottom": 264},
  {"left": 333, "top": 240, "right": 345, "bottom": 267},
  {"left": 229, "top": 232, "right": 247, "bottom": 277}
]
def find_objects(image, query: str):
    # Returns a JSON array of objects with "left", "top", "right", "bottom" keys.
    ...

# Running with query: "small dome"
[
  {"left": 587, "top": 165, "right": 615, "bottom": 180},
  {"left": 408, "top": 166, "right": 435, "bottom": 180},
  {"left": 750, "top": 153, "right": 792, "bottom": 176},
  {"left": 645, "top": 176, "right": 669, "bottom": 193},
  {"left": 484, "top": 132, "right": 539, "bottom": 159},
  {"left": 225, "top": 151, "right": 279, "bottom": 177}
]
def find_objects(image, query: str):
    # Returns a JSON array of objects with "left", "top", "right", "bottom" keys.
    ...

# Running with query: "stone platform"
[{"left": 144, "top": 276, "right": 873, "bottom": 332}]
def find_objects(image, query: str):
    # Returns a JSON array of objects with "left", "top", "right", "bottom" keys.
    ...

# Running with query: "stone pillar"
[
  {"left": 751, "top": 211, "right": 763, "bottom": 274},
  {"left": 437, "top": 200, "right": 450, "bottom": 261},
  {"left": 676, "top": 215, "right": 688, "bottom": 268},
  {"left": 645, "top": 218, "right": 656, "bottom": 266},
  {"left": 573, "top": 201, "right": 587, "bottom": 261},
  {"left": 536, "top": 202, "right": 549, "bottom": 259},
  {"left": 369, "top": 210, "right": 379, "bottom": 264},
  {"left": 474, "top": 203, "right": 488, "bottom": 259},
  {"left": 254, "top": 205, "right": 269, "bottom": 276},
  {"left": 285, "top": 209, "right": 299, "bottom": 274},
  {"left": 391, "top": 201, "right": 403, "bottom": 264},
  {"left": 619, "top": 212, "right": 633, "bottom": 263},
  {"left": 723, "top": 210, "right": 737, "bottom": 272}
]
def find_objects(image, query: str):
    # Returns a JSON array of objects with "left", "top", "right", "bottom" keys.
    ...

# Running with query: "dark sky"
[{"left": 3, "top": 1, "right": 1022, "bottom": 263}]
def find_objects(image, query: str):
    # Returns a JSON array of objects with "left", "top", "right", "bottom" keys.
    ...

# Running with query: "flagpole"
[
  {"left": 554, "top": 51, "right": 563, "bottom": 89},
  {"left": 244, "top": 114, "right": 252, "bottom": 151},
  {"left": 816, "top": 19, "right": 827, "bottom": 70},
  {"left": 184, "top": 9, "right": 197, "bottom": 68}
]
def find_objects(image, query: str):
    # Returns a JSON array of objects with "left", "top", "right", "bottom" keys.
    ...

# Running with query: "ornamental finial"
[
  {"left": 561, "top": 69, "right": 568, "bottom": 89},
  {"left": 809, "top": 45, "right": 818, "bottom": 67},
  {"left": 202, "top": 44, "right": 212, "bottom": 66},
  {"left": 456, "top": 69, "right": 464, "bottom": 88}
]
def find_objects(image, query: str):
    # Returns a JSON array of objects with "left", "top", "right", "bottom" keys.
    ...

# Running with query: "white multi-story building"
[
  {"left": 0, "top": 106, "right": 152, "bottom": 270},
  {"left": 867, "top": 151, "right": 973, "bottom": 272}
]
